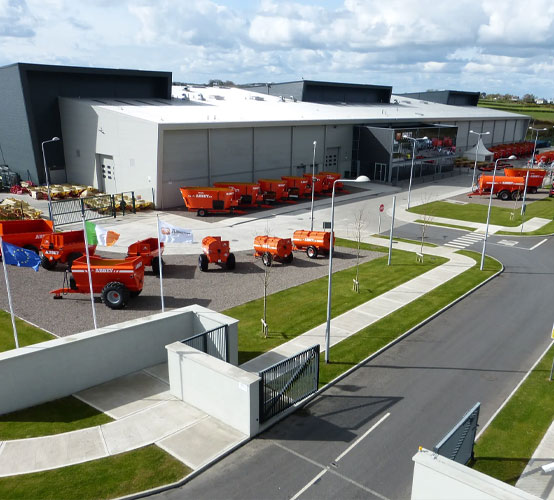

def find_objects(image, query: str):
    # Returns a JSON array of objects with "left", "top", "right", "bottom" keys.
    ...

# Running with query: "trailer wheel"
[
  {"left": 102, "top": 282, "right": 129, "bottom": 309},
  {"left": 198, "top": 253, "right": 209, "bottom": 271},
  {"left": 284, "top": 253, "right": 293, "bottom": 264},
  {"left": 511, "top": 190, "right": 522, "bottom": 201},
  {"left": 23, "top": 244, "right": 39, "bottom": 254},
  {"left": 67, "top": 252, "right": 82, "bottom": 269},
  {"left": 498, "top": 190, "right": 510, "bottom": 201},
  {"left": 152, "top": 257, "right": 164, "bottom": 277},
  {"left": 226, "top": 253, "right": 236, "bottom": 270},
  {"left": 530, "top": 187, "right": 538, "bottom": 194},
  {"left": 197, "top": 209, "right": 207, "bottom": 217},
  {"left": 306, "top": 246, "right": 318, "bottom": 259},
  {"left": 41, "top": 255, "right": 57, "bottom": 270},
  {"left": 262, "top": 252, "right": 272, "bottom": 267}
]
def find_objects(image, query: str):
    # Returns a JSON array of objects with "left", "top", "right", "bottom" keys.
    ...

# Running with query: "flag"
[
  {"left": 158, "top": 220, "right": 193, "bottom": 243},
  {"left": 85, "top": 220, "right": 120, "bottom": 246},
  {"left": 1, "top": 240, "right": 41, "bottom": 272}
]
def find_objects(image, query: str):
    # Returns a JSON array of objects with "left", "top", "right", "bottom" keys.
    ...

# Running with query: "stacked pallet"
[{"left": 0, "top": 198, "right": 43, "bottom": 220}]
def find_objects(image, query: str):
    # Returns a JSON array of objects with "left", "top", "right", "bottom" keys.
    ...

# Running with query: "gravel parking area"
[{"left": 0, "top": 246, "right": 382, "bottom": 337}]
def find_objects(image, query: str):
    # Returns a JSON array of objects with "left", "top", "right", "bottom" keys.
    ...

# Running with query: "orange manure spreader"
[
  {"left": 503, "top": 168, "right": 547, "bottom": 194},
  {"left": 0, "top": 219, "right": 53, "bottom": 257},
  {"left": 470, "top": 175, "right": 525, "bottom": 201},
  {"left": 126, "top": 237, "right": 165, "bottom": 275},
  {"left": 253, "top": 235, "right": 293, "bottom": 266},
  {"left": 179, "top": 186, "right": 239, "bottom": 217},
  {"left": 281, "top": 176, "right": 310, "bottom": 199},
  {"left": 40, "top": 229, "right": 96, "bottom": 270},
  {"left": 258, "top": 179, "right": 288, "bottom": 203},
  {"left": 292, "top": 230, "right": 334, "bottom": 259},
  {"left": 198, "top": 236, "right": 235, "bottom": 271},
  {"left": 50, "top": 256, "right": 144, "bottom": 309}
]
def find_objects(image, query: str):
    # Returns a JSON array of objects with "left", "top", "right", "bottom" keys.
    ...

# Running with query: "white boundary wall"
[
  {"left": 0, "top": 305, "right": 237, "bottom": 415},
  {"left": 411, "top": 448, "right": 539, "bottom": 500}
]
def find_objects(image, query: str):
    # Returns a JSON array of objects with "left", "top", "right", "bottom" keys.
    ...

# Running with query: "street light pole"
[
  {"left": 480, "top": 154, "right": 517, "bottom": 271},
  {"left": 310, "top": 140, "right": 317, "bottom": 231},
  {"left": 403, "top": 135, "right": 427, "bottom": 209},
  {"left": 41, "top": 137, "right": 60, "bottom": 230},
  {"left": 469, "top": 130, "right": 491, "bottom": 190},
  {"left": 325, "top": 175, "right": 370, "bottom": 363},
  {"left": 522, "top": 127, "right": 549, "bottom": 216}
]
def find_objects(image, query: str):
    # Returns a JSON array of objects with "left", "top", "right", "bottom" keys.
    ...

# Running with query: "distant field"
[{"left": 478, "top": 100, "right": 554, "bottom": 133}]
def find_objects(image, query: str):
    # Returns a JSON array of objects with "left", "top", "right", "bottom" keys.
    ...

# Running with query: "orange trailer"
[
  {"left": 319, "top": 172, "right": 343, "bottom": 190},
  {"left": 253, "top": 235, "right": 293, "bottom": 266},
  {"left": 258, "top": 179, "right": 288, "bottom": 203},
  {"left": 470, "top": 175, "right": 526, "bottom": 201},
  {"left": 126, "top": 238, "right": 165, "bottom": 275},
  {"left": 0, "top": 219, "right": 53, "bottom": 257},
  {"left": 198, "top": 236, "right": 235, "bottom": 271},
  {"left": 503, "top": 168, "right": 546, "bottom": 193},
  {"left": 50, "top": 256, "right": 144, "bottom": 309},
  {"left": 302, "top": 173, "right": 326, "bottom": 194},
  {"left": 40, "top": 230, "right": 96, "bottom": 270},
  {"left": 213, "top": 182, "right": 263, "bottom": 206},
  {"left": 292, "top": 230, "right": 334, "bottom": 259},
  {"left": 179, "top": 186, "right": 239, "bottom": 217},
  {"left": 281, "top": 176, "right": 311, "bottom": 198}
]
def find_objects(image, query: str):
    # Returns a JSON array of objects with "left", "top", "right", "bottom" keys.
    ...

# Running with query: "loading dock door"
[
  {"left": 325, "top": 147, "right": 339, "bottom": 171},
  {"left": 98, "top": 155, "right": 117, "bottom": 193}
]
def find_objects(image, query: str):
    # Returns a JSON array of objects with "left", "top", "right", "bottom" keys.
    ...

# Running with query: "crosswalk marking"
[{"left": 445, "top": 231, "right": 485, "bottom": 249}]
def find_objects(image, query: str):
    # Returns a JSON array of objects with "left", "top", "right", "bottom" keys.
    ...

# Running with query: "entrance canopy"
[{"left": 465, "top": 138, "right": 493, "bottom": 162}]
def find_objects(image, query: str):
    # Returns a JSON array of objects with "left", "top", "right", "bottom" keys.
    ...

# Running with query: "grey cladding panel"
[
  {"left": 254, "top": 127, "right": 291, "bottom": 173},
  {"left": 210, "top": 128, "right": 252, "bottom": 176},
  {"left": 493, "top": 120, "right": 505, "bottom": 143},
  {"left": 163, "top": 130, "right": 208, "bottom": 182},
  {"left": 504, "top": 120, "right": 516, "bottom": 142}
]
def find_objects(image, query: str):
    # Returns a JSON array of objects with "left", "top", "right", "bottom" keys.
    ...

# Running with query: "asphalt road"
[{"left": 156, "top": 232, "right": 553, "bottom": 500}]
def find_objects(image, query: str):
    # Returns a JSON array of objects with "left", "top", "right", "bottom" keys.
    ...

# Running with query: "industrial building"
[{"left": 0, "top": 63, "right": 531, "bottom": 209}]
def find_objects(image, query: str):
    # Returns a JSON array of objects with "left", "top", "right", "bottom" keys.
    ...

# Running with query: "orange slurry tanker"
[
  {"left": 292, "top": 230, "right": 334, "bottom": 259},
  {"left": 179, "top": 186, "right": 240, "bottom": 217},
  {"left": 50, "top": 255, "right": 144, "bottom": 309},
  {"left": 253, "top": 235, "right": 293, "bottom": 266},
  {"left": 198, "top": 236, "right": 235, "bottom": 271}
]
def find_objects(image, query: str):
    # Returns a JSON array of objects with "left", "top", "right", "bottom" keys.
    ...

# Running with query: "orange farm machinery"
[
  {"left": 503, "top": 168, "right": 547, "bottom": 193},
  {"left": 470, "top": 175, "right": 526, "bottom": 201},
  {"left": 198, "top": 236, "right": 235, "bottom": 271},
  {"left": 126, "top": 237, "right": 165, "bottom": 275},
  {"left": 179, "top": 187, "right": 240, "bottom": 217},
  {"left": 0, "top": 219, "right": 53, "bottom": 257},
  {"left": 253, "top": 235, "right": 293, "bottom": 266},
  {"left": 281, "top": 176, "right": 311, "bottom": 198},
  {"left": 258, "top": 179, "right": 288, "bottom": 203},
  {"left": 319, "top": 172, "right": 343, "bottom": 190},
  {"left": 213, "top": 182, "right": 264, "bottom": 207},
  {"left": 40, "top": 230, "right": 96, "bottom": 270},
  {"left": 50, "top": 256, "right": 144, "bottom": 309},
  {"left": 292, "top": 230, "right": 334, "bottom": 258}
]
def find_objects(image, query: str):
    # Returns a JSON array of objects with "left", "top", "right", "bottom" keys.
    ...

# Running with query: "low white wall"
[
  {"left": 193, "top": 310, "right": 239, "bottom": 366},
  {"left": 411, "top": 448, "right": 538, "bottom": 500},
  {"left": 0, "top": 305, "right": 235, "bottom": 415},
  {"left": 167, "top": 342, "right": 260, "bottom": 436}
]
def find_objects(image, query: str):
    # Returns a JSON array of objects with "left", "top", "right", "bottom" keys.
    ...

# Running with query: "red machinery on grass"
[
  {"left": 213, "top": 182, "right": 263, "bottom": 207},
  {"left": 198, "top": 236, "right": 235, "bottom": 271},
  {"left": 0, "top": 219, "right": 53, "bottom": 257},
  {"left": 292, "top": 230, "right": 334, "bottom": 259},
  {"left": 257, "top": 179, "right": 288, "bottom": 203},
  {"left": 281, "top": 176, "right": 311, "bottom": 199},
  {"left": 179, "top": 187, "right": 239, "bottom": 216},
  {"left": 50, "top": 256, "right": 144, "bottom": 309},
  {"left": 126, "top": 238, "right": 164, "bottom": 275},
  {"left": 40, "top": 230, "right": 96, "bottom": 270},
  {"left": 503, "top": 168, "right": 547, "bottom": 193},
  {"left": 253, "top": 236, "right": 293, "bottom": 266}
]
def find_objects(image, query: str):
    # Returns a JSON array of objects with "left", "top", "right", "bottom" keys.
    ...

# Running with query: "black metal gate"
[
  {"left": 181, "top": 325, "right": 229, "bottom": 362},
  {"left": 259, "top": 345, "right": 319, "bottom": 424},
  {"left": 434, "top": 402, "right": 480, "bottom": 464}
]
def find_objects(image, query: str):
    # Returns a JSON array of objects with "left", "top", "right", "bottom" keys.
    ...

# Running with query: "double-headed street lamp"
[
  {"left": 325, "top": 175, "right": 370, "bottom": 363},
  {"left": 480, "top": 154, "right": 517, "bottom": 271},
  {"left": 310, "top": 140, "right": 317, "bottom": 231},
  {"left": 469, "top": 130, "right": 490, "bottom": 190},
  {"left": 41, "top": 137, "right": 60, "bottom": 230},
  {"left": 403, "top": 135, "right": 428, "bottom": 209}
]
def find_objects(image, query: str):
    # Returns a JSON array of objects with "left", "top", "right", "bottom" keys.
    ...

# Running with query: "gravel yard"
[{"left": 0, "top": 245, "right": 383, "bottom": 337}]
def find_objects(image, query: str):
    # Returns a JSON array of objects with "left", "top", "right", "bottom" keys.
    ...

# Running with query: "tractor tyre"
[
  {"left": 262, "top": 252, "right": 272, "bottom": 267},
  {"left": 197, "top": 209, "right": 207, "bottom": 217},
  {"left": 23, "top": 244, "right": 39, "bottom": 254},
  {"left": 102, "top": 282, "right": 129, "bottom": 309},
  {"left": 41, "top": 255, "right": 57, "bottom": 270},
  {"left": 152, "top": 257, "right": 164, "bottom": 277},
  {"left": 284, "top": 252, "right": 294, "bottom": 264},
  {"left": 306, "top": 246, "right": 318, "bottom": 259},
  {"left": 67, "top": 252, "right": 82, "bottom": 269},
  {"left": 498, "top": 190, "right": 510, "bottom": 201},
  {"left": 226, "top": 253, "right": 236, "bottom": 270},
  {"left": 511, "top": 191, "right": 522, "bottom": 201},
  {"left": 198, "top": 254, "right": 209, "bottom": 272}
]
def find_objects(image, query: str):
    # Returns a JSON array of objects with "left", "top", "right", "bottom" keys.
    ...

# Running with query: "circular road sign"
[{"left": 379, "top": 204, "right": 384, "bottom": 212}]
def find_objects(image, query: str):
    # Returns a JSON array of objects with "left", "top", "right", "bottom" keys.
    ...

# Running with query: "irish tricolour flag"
[{"left": 85, "top": 221, "right": 120, "bottom": 246}]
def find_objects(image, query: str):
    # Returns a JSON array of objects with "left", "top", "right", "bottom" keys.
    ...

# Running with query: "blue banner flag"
[{"left": 1, "top": 240, "right": 41, "bottom": 272}]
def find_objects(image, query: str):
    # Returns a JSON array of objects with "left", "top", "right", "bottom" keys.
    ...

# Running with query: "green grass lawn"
[
  {"left": 225, "top": 240, "right": 447, "bottom": 364},
  {"left": 318, "top": 250, "right": 502, "bottom": 385},
  {"left": 470, "top": 344, "right": 554, "bottom": 485},
  {"left": 372, "top": 234, "right": 438, "bottom": 247},
  {"left": 0, "top": 445, "right": 191, "bottom": 500},
  {"left": 415, "top": 219, "right": 476, "bottom": 231},
  {"left": 409, "top": 197, "right": 554, "bottom": 231},
  {"left": 0, "top": 310, "right": 55, "bottom": 352}
]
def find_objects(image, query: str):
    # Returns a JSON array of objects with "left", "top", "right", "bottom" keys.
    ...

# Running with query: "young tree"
[
  {"left": 418, "top": 196, "right": 434, "bottom": 262},
  {"left": 350, "top": 207, "right": 367, "bottom": 292}
]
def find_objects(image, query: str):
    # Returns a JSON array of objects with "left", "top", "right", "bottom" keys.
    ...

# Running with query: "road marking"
[
  {"left": 529, "top": 239, "right": 548, "bottom": 251},
  {"left": 444, "top": 243, "right": 467, "bottom": 248},
  {"left": 497, "top": 240, "right": 518, "bottom": 247},
  {"left": 288, "top": 412, "right": 391, "bottom": 500}
]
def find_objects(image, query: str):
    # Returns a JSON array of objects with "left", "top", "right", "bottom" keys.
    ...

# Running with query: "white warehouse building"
[{"left": 58, "top": 80, "right": 530, "bottom": 209}]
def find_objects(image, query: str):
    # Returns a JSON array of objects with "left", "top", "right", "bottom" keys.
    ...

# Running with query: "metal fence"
[
  {"left": 51, "top": 191, "right": 136, "bottom": 227},
  {"left": 434, "top": 402, "right": 480, "bottom": 464},
  {"left": 181, "top": 324, "right": 229, "bottom": 363},
  {"left": 259, "top": 345, "right": 320, "bottom": 424}
]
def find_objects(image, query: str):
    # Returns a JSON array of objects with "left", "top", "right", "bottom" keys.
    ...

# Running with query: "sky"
[{"left": 1, "top": 0, "right": 553, "bottom": 99}]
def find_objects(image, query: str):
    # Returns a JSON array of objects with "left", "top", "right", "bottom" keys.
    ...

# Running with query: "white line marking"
[
  {"left": 445, "top": 243, "right": 467, "bottom": 248},
  {"left": 458, "top": 236, "right": 484, "bottom": 242},
  {"left": 334, "top": 412, "right": 390, "bottom": 462},
  {"left": 290, "top": 469, "right": 327, "bottom": 500},
  {"left": 529, "top": 239, "right": 548, "bottom": 251},
  {"left": 497, "top": 240, "right": 518, "bottom": 247}
]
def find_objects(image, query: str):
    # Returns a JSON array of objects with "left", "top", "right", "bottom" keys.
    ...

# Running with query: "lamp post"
[
  {"left": 41, "top": 137, "right": 60, "bottom": 230},
  {"left": 522, "top": 127, "right": 549, "bottom": 215},
  {"left": 310, "top": 140, "right": 317, "bottom": 231},
  {"left": 469, "top": 130, "right": 491, "bottom": 189},
  {"left": 325, "top": 175, "right": 370, "bottom": 363},
  {"left": 480, "top": 154, "right": 517, "bottom": 271},
  {"left": 403, "top": 135, "right": 427, "bottom": 209}
]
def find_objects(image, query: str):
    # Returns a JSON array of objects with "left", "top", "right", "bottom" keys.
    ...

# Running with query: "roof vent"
[
  {"left": 209, "top": 95, "right": 225, "bottom": 100},
  {"left": 250, "top": 96, "right": 265, "bottom": 101}
]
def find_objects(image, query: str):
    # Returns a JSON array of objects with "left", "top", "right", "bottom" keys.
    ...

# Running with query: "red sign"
[{"left": 379, "top": 204, "right": 384, "bottom": 212}]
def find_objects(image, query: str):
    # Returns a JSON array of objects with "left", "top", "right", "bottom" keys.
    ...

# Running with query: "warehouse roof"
[{"left": 62, "top": 86, "right": 530, "bottom": 129}]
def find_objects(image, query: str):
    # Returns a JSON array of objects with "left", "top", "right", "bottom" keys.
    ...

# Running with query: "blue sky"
[{"left": 1, "top": 0, "right": 553, "bottom": 99}]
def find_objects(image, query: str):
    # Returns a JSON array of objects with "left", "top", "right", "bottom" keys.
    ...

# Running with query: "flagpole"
[
  {"left": 81, "top": 214, "right": 98, "bottom": 329},
  {"left": 0, "top": 238, "right": 19, "bottom": 349},
  {"left": 157, "top": 215, "right": 165, "bottom": 312}
]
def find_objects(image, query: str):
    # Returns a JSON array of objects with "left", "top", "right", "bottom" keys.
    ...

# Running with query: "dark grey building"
[
  {"left": 398, "top": 90, "right": 480, "bottom": 107},
  {"left": 0, "top": 63, "right": 171, "bottom": 185}
]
